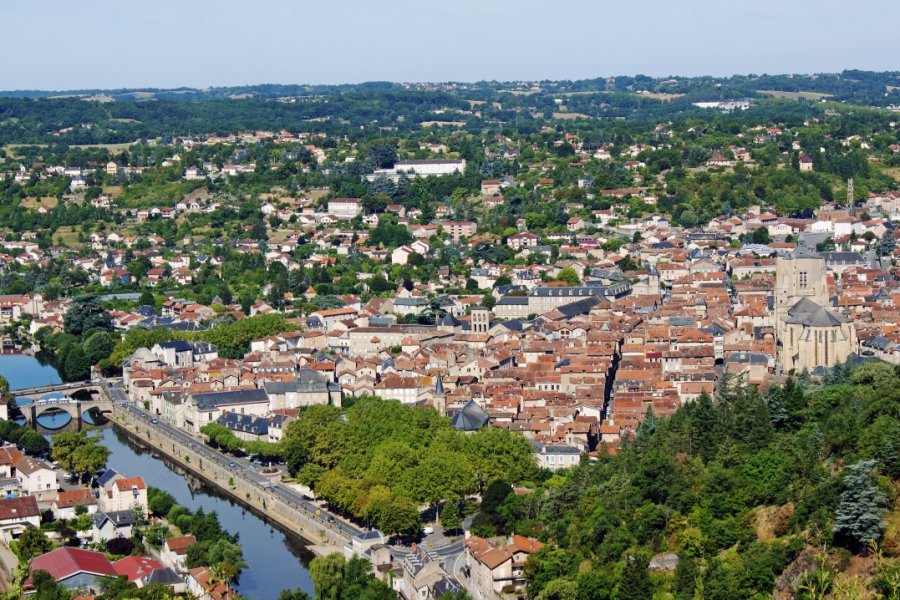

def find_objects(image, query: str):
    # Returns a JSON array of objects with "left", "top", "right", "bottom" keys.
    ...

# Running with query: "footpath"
[
  {"left": 107, "top": 408, "right": 350, "bottom": 556},
  {"left": 0, "top": 541, "right": 17, "bottom": 593}
]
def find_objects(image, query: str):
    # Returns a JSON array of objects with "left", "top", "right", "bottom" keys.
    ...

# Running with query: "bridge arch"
[{"left": 14, "top": 383, "right": 112, "bottom": 428}]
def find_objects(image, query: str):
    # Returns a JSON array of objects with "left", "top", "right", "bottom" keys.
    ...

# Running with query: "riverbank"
[{"left": 106, "top": 407, "right": 348, "bottom": 558}]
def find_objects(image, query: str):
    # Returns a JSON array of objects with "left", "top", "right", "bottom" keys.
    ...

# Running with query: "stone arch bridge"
[{"left": 13, "top": 381, "right": 113, "bottom": 427}]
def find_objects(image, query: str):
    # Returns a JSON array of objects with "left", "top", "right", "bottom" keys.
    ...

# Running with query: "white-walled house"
[{"left": 14, "top": 457, "right": 55, "bottom": 495}]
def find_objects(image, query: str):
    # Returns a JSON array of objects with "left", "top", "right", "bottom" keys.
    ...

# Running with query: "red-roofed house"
[
  {"left": 188, "top": 566, "right": 238, "bottom": 600},
  {"left": 25, "top": 547, "right": 117, "bottom": 593},
  {"left": 113, "top": 556, "right": 163, "bottom": 584},
  {"left": 464, "top": 534, "right": 544, "bottom": 599},
  {"left": 161, "top": 535, "right": 196, "bottom": 572},
  {"left": 51, "top": 489, "right": 98, "bottom": 520},
  {"left": 100, "top": 476, "right": 148, "bottom": 518},
  {"left": 0, "top": 495, "right": 41, "bottom": 540},
  {"left": 0, "top": 446, "right": 23, "bottom": 478}
]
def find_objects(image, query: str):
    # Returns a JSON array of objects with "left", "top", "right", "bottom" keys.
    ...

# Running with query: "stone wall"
[{"left": 107, "top": 408, "right": 348, "bottom": 553}]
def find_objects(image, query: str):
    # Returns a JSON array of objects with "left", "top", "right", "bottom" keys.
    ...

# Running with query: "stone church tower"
[{"left": 775, "top": 241, "right": 857, "bottom": 372}]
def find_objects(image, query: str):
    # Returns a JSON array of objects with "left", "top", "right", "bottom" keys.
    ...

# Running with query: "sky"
[{"left": 2, "top": 0, "right": 899, "bottom": 90}]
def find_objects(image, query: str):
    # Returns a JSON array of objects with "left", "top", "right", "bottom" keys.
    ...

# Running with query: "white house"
[
  {"left": 99, "top": 476, "right": 148, "bottom": 518},
  {"left": 0, "top": 495, "right": 41, "bottom": 541},
  {"left": 14, "top": 457, "right": 56, "bottom": 495}
]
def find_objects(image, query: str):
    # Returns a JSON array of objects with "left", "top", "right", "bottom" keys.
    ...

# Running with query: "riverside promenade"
[{"left": 107, "top": 406, "right": 350, "bottom": 556}]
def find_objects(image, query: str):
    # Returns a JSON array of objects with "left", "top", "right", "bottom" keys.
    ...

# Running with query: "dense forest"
[
  {"left": 489, "top": 361, "right": 900, "bottom": 599},
  {"left": 2, "top": 71, "right": 900, "bottom": 146}
]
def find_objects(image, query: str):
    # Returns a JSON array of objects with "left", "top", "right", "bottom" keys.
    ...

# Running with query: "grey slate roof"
[
  {"left": 143, "top": 567, "right": 183, "bottom": 586},
  {"left": 217, "top": 412, "right": 268, "bottom": 436},
  {"left": 821, "top": 251, "right": 865, "bottom": 265},
  {"left": 158, "top": 340, "right": 192, "bottom": 352},
  {"left": 96, "top": 468, "right": 120, "bottom": 488},
  {"left": 786, "top": 298, "right": 846, "bottom": 327},
  {"left": 725, "top": 352, "right": 770, "bottom": 365},
  {"left": 192, "top": 388, "right": 269, "bottom": 410},
  {"left": 264, "top": 369, "right": 330, "bottom": 394},
  {"left": 450, "top": 400, "right": 489, "bottom": 431},
  {"left": 92, "top": 510, "right": 135, "bottom": 528}
]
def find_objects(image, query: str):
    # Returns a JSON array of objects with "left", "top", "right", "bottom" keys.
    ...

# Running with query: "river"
[{"left": 0, "top": 355, "right": 315, "bottom": 599}]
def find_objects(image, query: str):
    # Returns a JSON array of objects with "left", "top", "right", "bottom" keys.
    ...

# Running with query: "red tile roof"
[
  {"left": 114, "top": 476, "right": 146, "bottom": 492},
  {"left": 113, "top": 556, "right": 162, "bottom": 582},
  {"left": 54, "top": 489, "right": 96, "bottom": 509},
  {"left": 27, "top": 547, "right": 116, "bottom": 584},
  {"left": 164, "top": 535, "right": 196, "bottom": 554},
  {"left": 0, "top": 495, "right": 39, "bottom": 520}
]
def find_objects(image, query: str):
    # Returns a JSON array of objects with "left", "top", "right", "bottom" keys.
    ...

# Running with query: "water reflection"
[
  {"left": 99, "top": 427, "right": 315, "bottom": 599},
  {"left": 1, "top": 355, "right": 315, "bottom": 599}
]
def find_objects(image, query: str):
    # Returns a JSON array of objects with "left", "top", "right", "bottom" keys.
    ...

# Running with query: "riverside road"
[{"left": 103, "top": 381, "right": 464, "bottom": 564}]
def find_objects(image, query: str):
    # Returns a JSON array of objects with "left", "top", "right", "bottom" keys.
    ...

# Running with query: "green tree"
[
  {"left": 52, "top": 431, "right": 110, "bottom": 481},
  {"left": 63, "top": 296, "right": 113, "bottom": 336},
  {"left": 18, "top": 430, "right": 50, "bottom": 455},
  {"left": 833, "top": 460, "right": 887, "bottom": 551},
  {"left": 29, "top": 569, "right": 70, "bottom": 600},
  {"left": 278, "top": 588, "right": 312, "bottom": 600},
  {"left": 673, "top": 556, "right": 699, "bottom": 600},
  {"left": 17, "top": 526, "right": 52, "bottom": 560},
  {"left": 555, "top": 267, "right": 581, "bottom": 286},
  {"left": 374, "top": 494, "right": 421, "bottom": 538},
  {"left": 536, "top": 578, "right": 578, "bottom": 600},
  {"left": 147, "top": 487, "right": 176, "bottom": 516},
  {"left": 617, "top": 554, "right": 652, "bottom": 600},
  {"left": 139, "top": 290, "right": 155, "bottom": 306},
  {"left": 751, "top": 226, "right": 772, "bottom": 244},
  {"left": 310, "top": 553, "right": 345, "bottom": 600},
  {"left": 63, "top": 345, "right": 91, "bottom": 381},
  {"left": 440, "top": 501, "right": 462, "bottom": 534},
  {"left": 83, "top": 331, "right": 116, "bottom": 365}
]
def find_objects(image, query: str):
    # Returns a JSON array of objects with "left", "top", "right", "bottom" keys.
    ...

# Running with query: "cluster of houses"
[
  {"left": 0, "top": 443, "right": 234, "bottom": 598},
  {"left": 109, "top": 186, "right": 900, "bottom": 472},
  {"left": 347, "top": 530, "right": 545, "bottom": 600}
]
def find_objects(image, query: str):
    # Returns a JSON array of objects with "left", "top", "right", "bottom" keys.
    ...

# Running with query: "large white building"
[
  {"left": 366, "top": 159, "right": 466, "bottom": 181},
  {"left": 327, "top": 198, "right": 363, "bottom": 219}
]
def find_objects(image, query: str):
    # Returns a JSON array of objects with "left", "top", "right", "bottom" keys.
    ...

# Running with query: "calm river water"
[{"left": 0, "top": 355, "right": 315, "bottom": 599}]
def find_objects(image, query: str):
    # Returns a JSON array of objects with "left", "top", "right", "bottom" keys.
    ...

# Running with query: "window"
[{"left": 799, "top": 271, "right": 808, "bottom": 288}]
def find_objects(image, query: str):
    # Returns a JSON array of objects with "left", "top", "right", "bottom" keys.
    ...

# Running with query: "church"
[{"left": 774, "top": 241, "right": 857, "bottom": 373}]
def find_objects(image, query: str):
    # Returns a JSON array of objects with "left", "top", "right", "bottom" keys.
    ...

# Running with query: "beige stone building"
[{"left": 774, "top": 242, "right": 857, "bottom": 372}]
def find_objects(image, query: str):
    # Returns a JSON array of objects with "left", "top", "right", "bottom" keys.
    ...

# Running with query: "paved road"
[
  {"left": 106, "top": 382, "right": 363, "bottom": 540},
  {"left": 104, "top": 380, "right": 467, "bottom": 563},
  {"left": 13, "top": 380, "right": 99, "bottom": 397}
]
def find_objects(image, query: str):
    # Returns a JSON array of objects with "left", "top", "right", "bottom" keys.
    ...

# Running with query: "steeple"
[{"left": 433, "top": 373, "right": 447, "bottom": 416}]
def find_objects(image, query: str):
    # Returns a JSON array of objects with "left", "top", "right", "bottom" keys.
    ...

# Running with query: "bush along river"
[{"left": 0, "top": 355, "right": 315, "bottom": 599}]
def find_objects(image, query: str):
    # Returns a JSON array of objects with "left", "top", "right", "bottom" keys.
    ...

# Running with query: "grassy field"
[
  {"left": 103, "top": 186, "right": 124, "bottom": 198},
  {"left": 885, "top": 167, "right": 900, "bottom": 182},
  {"left": 635, "top": 92, "right": 685, "bottom": 101},
  {"left": 52, "top": 226, "right": 81, "bottom": 248},
  {"left": 757, "top": 90, "right": 832, "bottom": 101},
  {"left": 553, "top": 112, "right": 592, "bottom": 120},
  {"left": 4, "top": 141, "right": 135, "bottom": 157},
  {"left": 20, "top": 196, "right": 58, "bottom": 210}
]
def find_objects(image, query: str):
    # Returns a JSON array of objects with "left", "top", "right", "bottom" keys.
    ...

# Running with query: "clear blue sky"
[{"left": 2, "top": 0, "right": 898, "bottom": 90}]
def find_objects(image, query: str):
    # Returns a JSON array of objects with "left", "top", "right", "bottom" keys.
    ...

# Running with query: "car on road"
[
  {"left": 423, "top": 526, "right": 435, "bottom": 535},
  {"left": 326, "top": 516, "right": 336, "bottom": 523},
  {"left": 227, "top": 461, "right": 236, "bottom": 468},
  {"left": 150, "top": 418, "right": 158, "bottom": 424}
]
